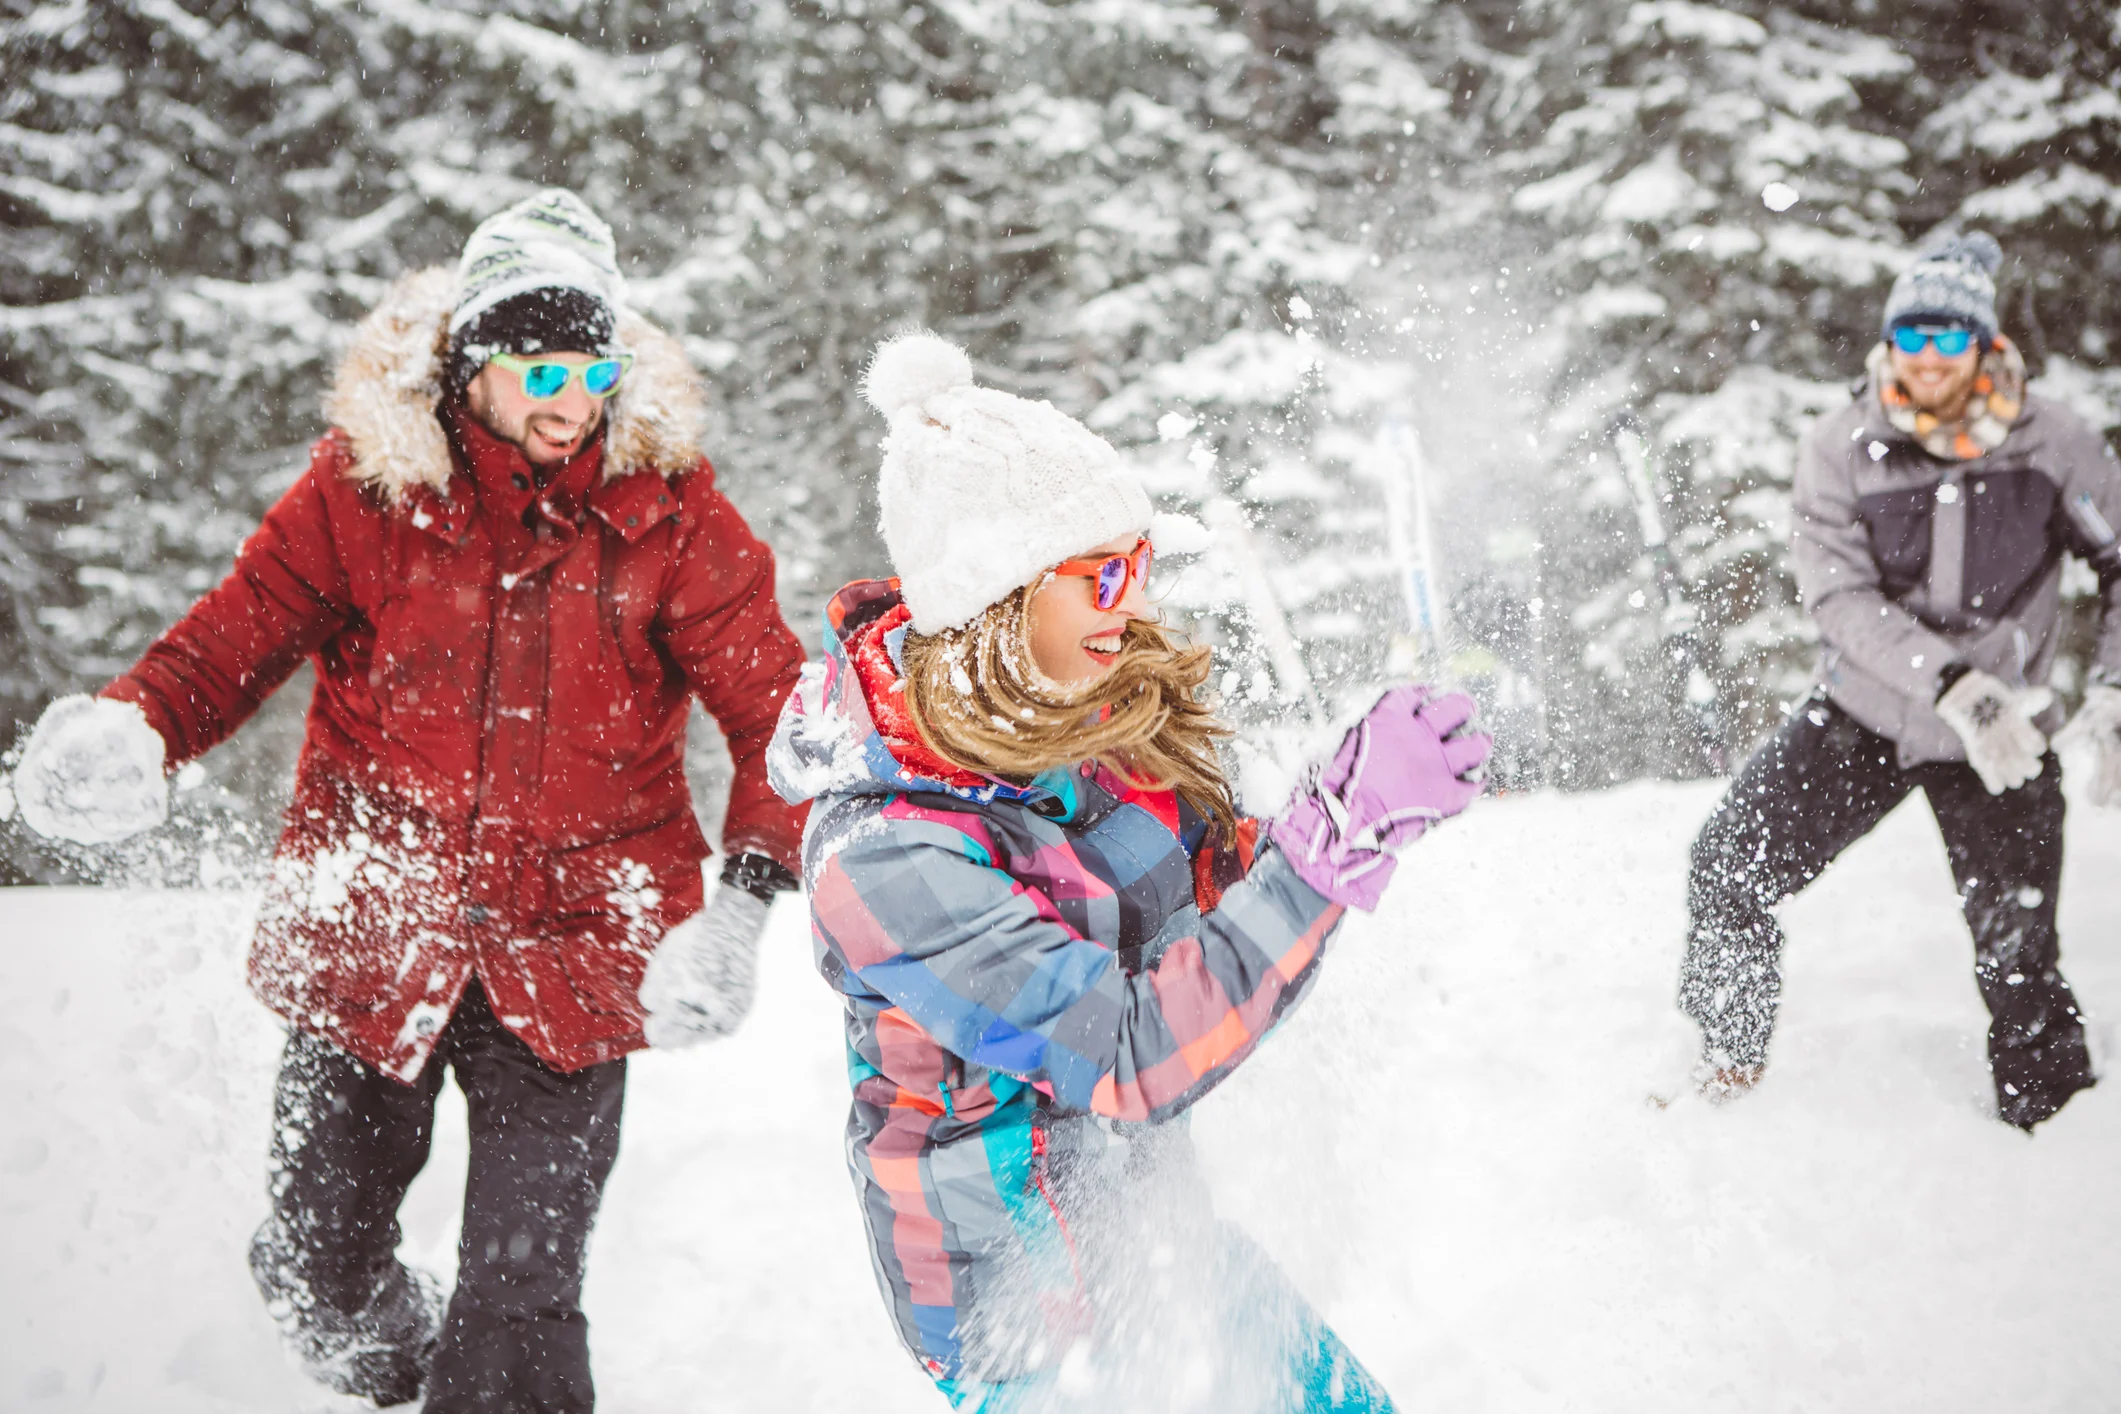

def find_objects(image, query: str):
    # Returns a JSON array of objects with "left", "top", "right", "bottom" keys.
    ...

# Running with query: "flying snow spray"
[
  {"left": 1610, "top": 416, "right": 1727, "bottom": 775},
  {"left": 1381, "top": 418, "right": 1452, "bottom": 686},
  {"left": 1202, "top": 496, "right": 1325, "bottom": 726}
]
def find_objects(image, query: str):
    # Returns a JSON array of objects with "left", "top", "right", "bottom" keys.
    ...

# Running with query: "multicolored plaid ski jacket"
[{"left": 767, "top": 581, "right": 1346, "bottom": 1383}]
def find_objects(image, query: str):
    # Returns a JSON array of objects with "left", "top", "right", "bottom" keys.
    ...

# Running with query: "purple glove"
[{"left": 1267, "top": 685, "right": 1491, "bottom": 911}]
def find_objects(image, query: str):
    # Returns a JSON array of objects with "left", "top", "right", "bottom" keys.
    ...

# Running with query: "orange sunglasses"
[{"left": 1052, "top": 537, "right": 1154, "bottom": 610}]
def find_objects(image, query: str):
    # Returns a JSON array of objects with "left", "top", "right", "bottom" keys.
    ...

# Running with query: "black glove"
[{"left": 720, "top": 850, "right": 800, "bottom": 904}]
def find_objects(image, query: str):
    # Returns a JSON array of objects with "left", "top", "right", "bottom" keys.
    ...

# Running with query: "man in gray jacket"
[{"left": 1679, "top": 231, "right": 2121, "bottom": 1129}]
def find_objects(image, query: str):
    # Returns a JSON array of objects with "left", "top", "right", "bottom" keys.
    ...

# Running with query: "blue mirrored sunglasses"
[
  {"left": 487, "top": 351, "right": 634, "bottom": 400},
  {"left": 1891, "top": 325, "right": 1973, "bottom": 357}
]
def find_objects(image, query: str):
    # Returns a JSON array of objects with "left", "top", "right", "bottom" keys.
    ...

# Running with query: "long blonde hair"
[{"left": 900, "top": 587, "right": 1239, "bottom": 842}]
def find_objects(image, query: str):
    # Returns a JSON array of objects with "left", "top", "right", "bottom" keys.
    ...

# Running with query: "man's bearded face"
[
  {"left": 1888, "top": 339, "right": 1982, "bottom": 418},
  {"left": 467, "top": 354, "right": 609, "bottom": 467}
]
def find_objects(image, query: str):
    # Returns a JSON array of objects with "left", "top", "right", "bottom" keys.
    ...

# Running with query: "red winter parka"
[{"left": 101, "top": 270, "right": 809, "bottom": 1081}]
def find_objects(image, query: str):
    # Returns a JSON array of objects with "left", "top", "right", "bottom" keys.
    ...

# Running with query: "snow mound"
[{"left": 6, "top": 781, "right": 2121, "bottom": 1410}]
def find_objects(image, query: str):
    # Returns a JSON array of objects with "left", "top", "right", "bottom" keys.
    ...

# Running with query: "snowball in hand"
[{"left": 13, "top": 695, "right": 169, "bottom": 845}]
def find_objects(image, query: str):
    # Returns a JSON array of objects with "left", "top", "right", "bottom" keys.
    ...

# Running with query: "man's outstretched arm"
[{"left": 103, "top": 435, "right": 359, "bottom": 767}]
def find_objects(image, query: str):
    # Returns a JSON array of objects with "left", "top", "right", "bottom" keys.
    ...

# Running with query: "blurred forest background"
[{"left": 5, "top": 0, "right": 2120, "bottom": 882}]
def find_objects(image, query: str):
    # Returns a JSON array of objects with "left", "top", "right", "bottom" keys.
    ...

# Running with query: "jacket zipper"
[{"left": 1030, "top": 1123, "right": 1086, "bottom": 1296}]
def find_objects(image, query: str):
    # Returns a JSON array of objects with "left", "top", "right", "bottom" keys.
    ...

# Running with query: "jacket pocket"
[
  {"left": 368, "top": 577, "right": 490, "bottom": 737},
  {"left": 1856, "top": 485, "right": 1934, "bottom": 599},
  {"left": 1962, "top": 469, "right": 2059, "bottom": 615}
]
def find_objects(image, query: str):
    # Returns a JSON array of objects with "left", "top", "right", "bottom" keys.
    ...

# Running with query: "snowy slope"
[{"left": 4, "top": 781, "right": 2119, "bottom": 1412}]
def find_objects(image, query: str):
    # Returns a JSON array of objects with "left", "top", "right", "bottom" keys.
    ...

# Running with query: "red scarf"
[{"left": 846, "top": 601, "right": 992, "bottom": 791}]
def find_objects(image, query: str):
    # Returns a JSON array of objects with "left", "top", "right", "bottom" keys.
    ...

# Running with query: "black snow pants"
[
  {"left": 1680, "top": 692, "right": 2094, "bottom": 1129},
  {"left": 250, "top": 979, "right": 626, "bottom": 1411}
]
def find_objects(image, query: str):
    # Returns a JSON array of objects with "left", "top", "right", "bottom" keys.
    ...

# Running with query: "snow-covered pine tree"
[
  {"left": 0, "top": 0, "right": 445, "bottom": 879},
  {"left": 3, "top": 0, "right": 1474, "bottom": 863},
  {"left": 1486, "top": 1, "right": 1920, "bottom": 784},
  {"left": 0, "top": 0, "right": 759, "bottom": 874},
  {"left": 1842, "top": 0, "right": 2121, "bottom": 380},
  {"left": 34, "top": 0, "right": 2104, "bottom": 832},
  {"left": 654, "top": 0, "right": 1459, "bottom": 739},
  {"left": 1, "top": 0, "right": 363, "bottom": 730},
  {"left": 1066, "top": 0, "right": 1507, "bottom": 738}
]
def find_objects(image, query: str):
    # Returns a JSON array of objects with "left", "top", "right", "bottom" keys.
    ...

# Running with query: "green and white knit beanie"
[{"left": 450, "top": 188, "right": 627, "bottom": 337}]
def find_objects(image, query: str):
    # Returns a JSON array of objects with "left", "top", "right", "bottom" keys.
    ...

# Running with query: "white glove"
[
  {"left": 2055, "top": 684, "right": 2121, "bottom": 808},
  {"left": 1935, "top": 670, "right": 2053, "bottom": 796},
  {"left": 10, "top": 695, "right": 170, "bottom": 845},
  {"left": 638, "top": 886, "right": 773, "bottom": 1048}
]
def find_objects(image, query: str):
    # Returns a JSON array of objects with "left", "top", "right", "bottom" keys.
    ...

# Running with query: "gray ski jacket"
[{"left": 1792, "top": 385, "right": 2121, "bottom": 767}]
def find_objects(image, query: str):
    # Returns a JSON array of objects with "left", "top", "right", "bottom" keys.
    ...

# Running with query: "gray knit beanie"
[{"left": 1881, "top": 230, "right": 2003, "bottom": 344}]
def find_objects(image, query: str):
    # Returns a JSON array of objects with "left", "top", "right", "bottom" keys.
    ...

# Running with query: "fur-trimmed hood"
[{"left": 324, "top": 267, "right": 708, "bottom": 501}]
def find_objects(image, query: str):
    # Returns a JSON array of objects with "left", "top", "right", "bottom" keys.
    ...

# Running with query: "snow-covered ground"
[{"left": 5, "top": 779, "right": 2119, "bottom": 1412}]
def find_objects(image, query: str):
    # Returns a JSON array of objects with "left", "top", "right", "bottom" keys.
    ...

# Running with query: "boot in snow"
[
  {"left": 1697, "top": 1062, "right": 1763, "bottom": 1104},
  {"left": 1994, "top": 1052, "right": 2095, "bottom": 1132},
  {"left": 251, "top": 1224, "right": 443, "bottom": 1407}
]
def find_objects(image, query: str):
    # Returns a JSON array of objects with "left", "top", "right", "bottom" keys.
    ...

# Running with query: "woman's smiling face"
[{"left": 1025, "top": 533, "right": 1150, "bottom": 684}]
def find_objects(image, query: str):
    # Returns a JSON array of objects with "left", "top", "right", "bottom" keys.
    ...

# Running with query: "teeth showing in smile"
[{"left": 1083, "top": 634, "right": 1123, "bottom": 656}]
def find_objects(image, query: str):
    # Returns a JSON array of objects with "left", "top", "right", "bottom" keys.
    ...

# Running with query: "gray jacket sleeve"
[
  {"left": 2048, "top": 413, "right": 2121, "bottom": 685},
  {"left": 1790, "top": 419, "right": 1959, "bottom": 701}
]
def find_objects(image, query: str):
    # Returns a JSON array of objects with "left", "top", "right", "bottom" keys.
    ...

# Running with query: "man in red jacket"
[{"left": 8, "top": 190, "right": 809, "bottom": 1409}]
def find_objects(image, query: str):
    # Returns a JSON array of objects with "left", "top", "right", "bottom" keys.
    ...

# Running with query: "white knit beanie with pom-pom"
[{"left": 866, "top": 331, "right": 1154, "bottom": 634}]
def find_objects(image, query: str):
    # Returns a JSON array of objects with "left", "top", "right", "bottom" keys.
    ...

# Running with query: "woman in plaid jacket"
[{"left": 761, "top": 336, "right": 1491, "bottom": 1412}]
